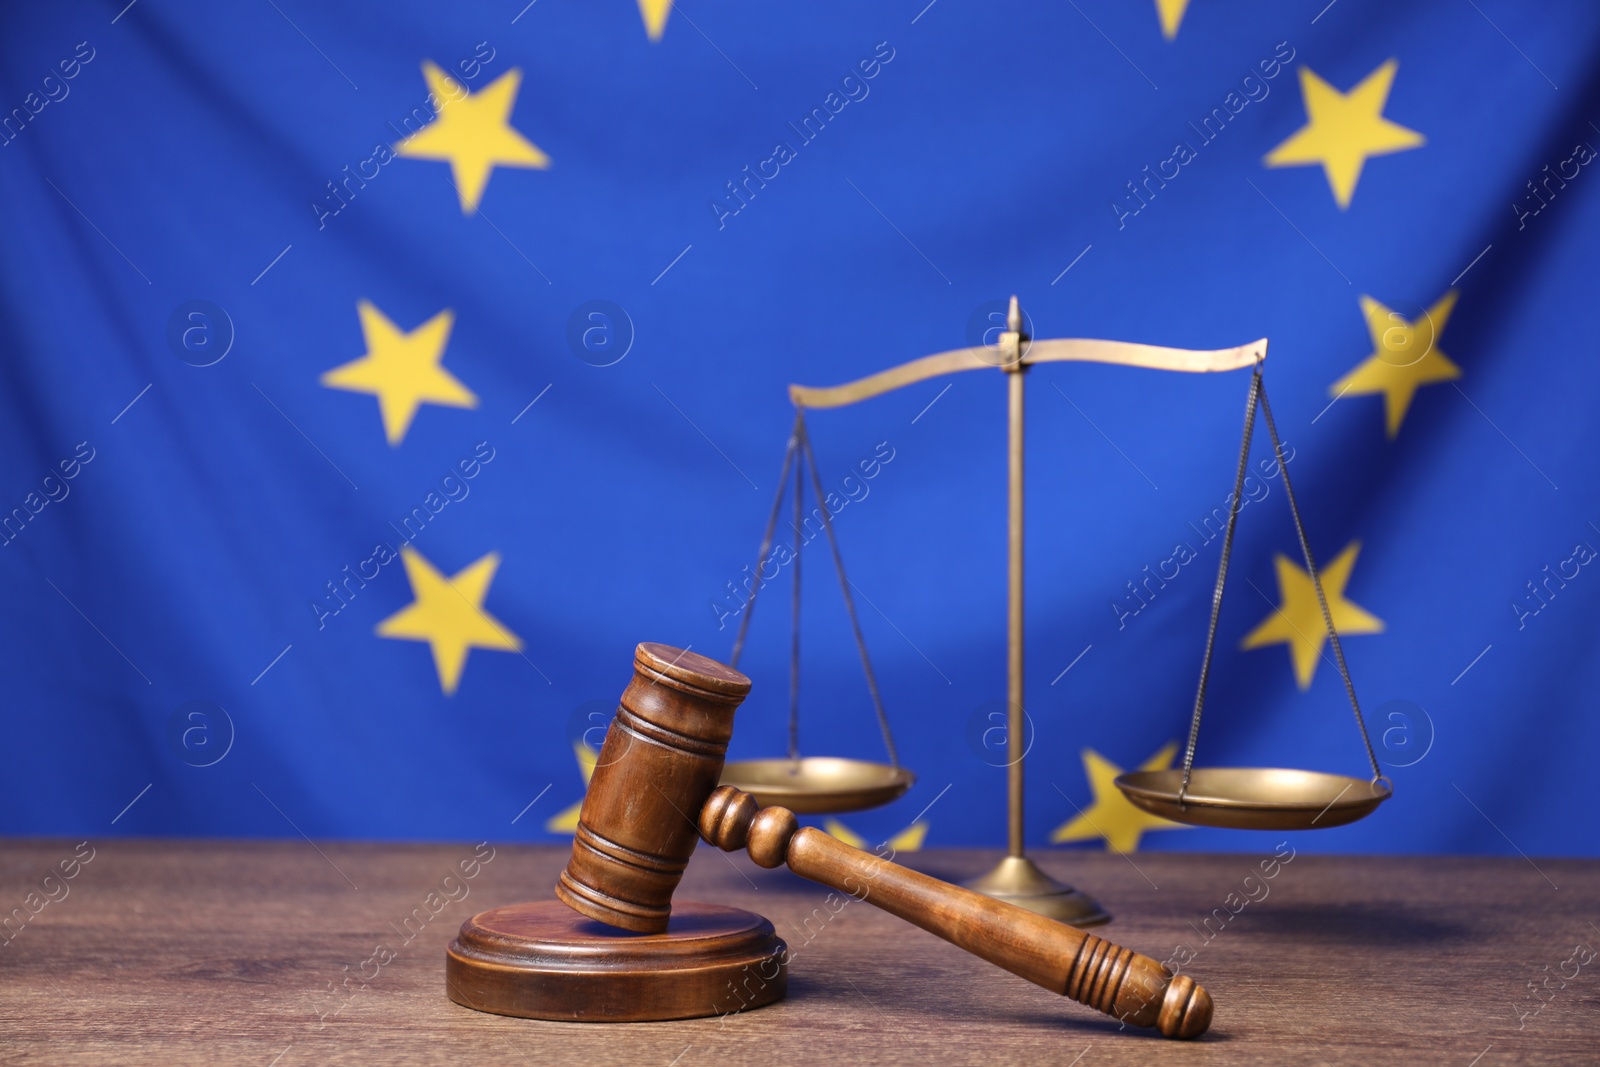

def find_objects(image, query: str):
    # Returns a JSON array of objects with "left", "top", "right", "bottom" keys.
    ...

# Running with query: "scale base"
[
  {"left": 446, "top": 900, "right": 787, "bottom": 1022},
  {"left": 963, "top": 855, "right": 1111, "bottom": 927}
]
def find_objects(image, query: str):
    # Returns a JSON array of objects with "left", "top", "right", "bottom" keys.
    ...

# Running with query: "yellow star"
[
  {"left": 1331, "top": 291, "right": 1461, "bottom": 438},
  {"left": 395, "top": 62, "right": 549, "bottom": 214},
  {"left": 1241, "top": 541, "right": 1384, "bottom": 689},
  {"left": 1155, "top": 0, "right": 1191, "bottom": 39},
  {"left": 321, "top": 301, "right": 476, "bottom": 446},
  {"left": 546, "top": 743, "right": 600, "bottom": 834},
  {"left": 375, "top": 548, "right": 523, "bottom": 695},
  {"left": 1264, "top": 59, "right": 1424, "bottom": 208},
  {"left": 1051, "top": 742, "right": 1186, "bottom": 853},
  {"left": 824, "top": 818, "right": 929, "bottom": 853},
  {"left": 639, "top": 0, "right": 672, "bottom": 40}
]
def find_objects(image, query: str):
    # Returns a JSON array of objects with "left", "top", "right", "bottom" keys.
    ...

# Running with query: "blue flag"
[{"left": 2, "top": 0, "right": 1597, "bottom": 858}]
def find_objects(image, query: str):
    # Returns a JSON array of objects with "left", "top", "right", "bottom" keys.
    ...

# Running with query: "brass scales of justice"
[{"left": 719, "top": 297, "right": 1392, "bottom": 926}]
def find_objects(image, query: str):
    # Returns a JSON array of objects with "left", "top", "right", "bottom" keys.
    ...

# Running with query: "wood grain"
[{"left": 0, "top": 839, "right": 1595, "bottom": 1065}]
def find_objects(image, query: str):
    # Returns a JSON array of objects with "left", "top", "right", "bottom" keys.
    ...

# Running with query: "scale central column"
[
  {"left": 963, "top": 297, "right": 1109, "bottom": 928},
  {"left": 1007, "top": 364, "right": 1026, "bottom": 858}
]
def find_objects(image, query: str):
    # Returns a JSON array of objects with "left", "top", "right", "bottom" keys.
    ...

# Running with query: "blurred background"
[{"left": 1, "top": 0, "right": 1596, "bottom": 857}]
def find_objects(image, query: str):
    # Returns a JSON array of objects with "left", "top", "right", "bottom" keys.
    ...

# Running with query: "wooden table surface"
[{"left": 1, "top": 838, "right": 1595, "bottom": 1065}]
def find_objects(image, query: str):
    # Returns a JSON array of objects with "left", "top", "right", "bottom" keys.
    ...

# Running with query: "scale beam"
[{"left": 789, "top": 337, "right": 1267, "bottom": 409}]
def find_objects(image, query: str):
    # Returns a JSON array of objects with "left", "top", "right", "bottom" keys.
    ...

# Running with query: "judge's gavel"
[{"left": 556, "top": 643, "right": 1213, "bottom": 1039}]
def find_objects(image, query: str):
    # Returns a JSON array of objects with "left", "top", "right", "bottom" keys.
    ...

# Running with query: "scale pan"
[
  {"left": 1113, "top": 767, "right": 1391, "bottom": 831},
  {"left": 719, "top": 757, "right": 915, "bottom": 815}
]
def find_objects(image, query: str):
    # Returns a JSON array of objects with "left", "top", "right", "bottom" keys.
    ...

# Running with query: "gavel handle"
[{"left": 699, "top": 786, "right": 1211, "bottom": 1039}]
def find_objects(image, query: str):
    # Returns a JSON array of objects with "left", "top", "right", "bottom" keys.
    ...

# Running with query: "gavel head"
[{"left": 555, "top": 643, "right": 751, "bottom": 934}]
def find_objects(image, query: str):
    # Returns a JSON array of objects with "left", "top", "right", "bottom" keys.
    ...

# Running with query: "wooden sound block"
[{"left": 446, "top": 900, "right": 787, "bottom": 1022}]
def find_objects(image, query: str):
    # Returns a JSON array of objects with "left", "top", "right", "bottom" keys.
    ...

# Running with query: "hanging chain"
[
  {"left": 1256, "top": 381, "right": 1384, "bottom": 783},
  {"left": 1182, "top": 367, "right": 1261, "bottom": 800},
  {"left": 729, "top": 414, "right": 801, "bottom": 669},
  {"left": 1183, "top": 366, "right": 1384, "bottom": 795},
  {"left": 796, "top": 413, "right": 901, "bottom": 769},
  {"left": 788, "top": 431, "right": 804, "bottom": 762}
]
